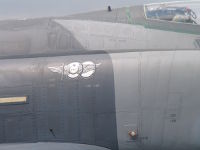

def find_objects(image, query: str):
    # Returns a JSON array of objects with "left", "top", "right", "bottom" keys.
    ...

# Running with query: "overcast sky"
[{"left": 0, "top": 0, "right": 186, "bottom": 19}]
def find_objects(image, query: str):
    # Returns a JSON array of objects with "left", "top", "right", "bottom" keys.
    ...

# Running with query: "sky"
[{"left": 0, "top": 0, "right": 188, "bottom": 19}]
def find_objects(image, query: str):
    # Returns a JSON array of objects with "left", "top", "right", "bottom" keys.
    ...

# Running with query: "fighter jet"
[{"left": 0, "top": 1, "right": 200, "bottom": 150}]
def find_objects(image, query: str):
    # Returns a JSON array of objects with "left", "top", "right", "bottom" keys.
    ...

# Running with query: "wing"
[{"left": 0, "top": 142, "right": 111, "bottom": 150}]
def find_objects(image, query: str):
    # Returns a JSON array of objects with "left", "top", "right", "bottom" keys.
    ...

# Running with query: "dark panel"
[
  {"left": 4, "top": 114, "right": 36, "bottom": 143},
  {"left": 0, "top": 53, "right": 118, "bottom": 150},
  {"left": 95, "top": 113, "right": 118, "bottom": 149},
  {"left": 79, "top": 113, "right": 95, "bottom": 144},
  {"left": 4, "top": 116, "right": 21, "bottom": 142},
  {"left": 42, "top": 53, "right": 118, "bottom": 149}
]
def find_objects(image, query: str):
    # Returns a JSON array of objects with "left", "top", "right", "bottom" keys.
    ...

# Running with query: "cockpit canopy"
[{"left": 145, "top": 1, "right": 200, "bottom": 25}]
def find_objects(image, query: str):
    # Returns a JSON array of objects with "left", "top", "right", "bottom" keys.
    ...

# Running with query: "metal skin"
[{"left": 0, "top": 3, "right": 200, "bottom": 150}]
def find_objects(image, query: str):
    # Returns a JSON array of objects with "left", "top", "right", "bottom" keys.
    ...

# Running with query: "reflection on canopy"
[{"left": 144, "top": 1, "right": 200, "bottom": 25}]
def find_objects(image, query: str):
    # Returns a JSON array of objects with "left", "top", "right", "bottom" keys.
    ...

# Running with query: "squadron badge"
[
  {"left": 65, "top": 62, "right": 83, "bottom": 79},
  {"left": 81, "top": 61, "right": 96, "bottom": 78},
  {"left": 48, "top": 61, "right": 98, "bottom": 79}
]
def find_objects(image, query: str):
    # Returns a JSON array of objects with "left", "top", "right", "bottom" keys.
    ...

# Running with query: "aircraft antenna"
[{"left": 108, "top": 6, "right": 112, "bottom": 12}]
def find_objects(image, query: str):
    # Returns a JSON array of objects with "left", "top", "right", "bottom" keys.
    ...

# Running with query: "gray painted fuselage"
[{"left": 0, "top": 3, "right": 200, "bottom": 150}]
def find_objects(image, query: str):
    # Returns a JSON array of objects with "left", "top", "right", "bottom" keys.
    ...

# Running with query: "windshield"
[{"left": 145, "top": 1, "right": 200, "bottom": 25}]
